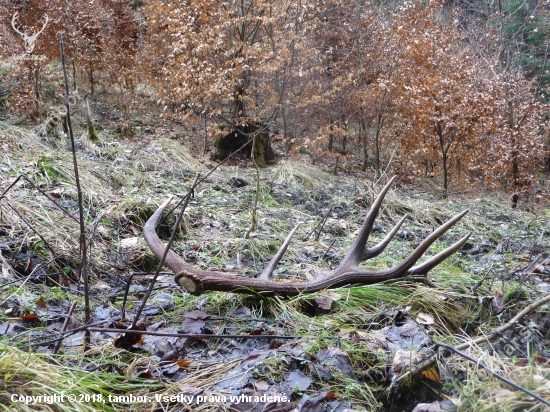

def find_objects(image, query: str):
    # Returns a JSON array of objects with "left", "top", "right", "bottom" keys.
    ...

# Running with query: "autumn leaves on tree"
[{"left": 0, "top": 0, "right": 548, "bottom": 199}]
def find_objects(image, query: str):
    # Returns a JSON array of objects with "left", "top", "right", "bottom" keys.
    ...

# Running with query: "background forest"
[{"left": 1, "top": 0, "right": 549, "bottom": 199}]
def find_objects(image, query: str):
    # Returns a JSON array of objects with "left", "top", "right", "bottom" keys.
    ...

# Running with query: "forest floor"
[{"left": 0, "top": 101, "right": 549, "bottom": 412}]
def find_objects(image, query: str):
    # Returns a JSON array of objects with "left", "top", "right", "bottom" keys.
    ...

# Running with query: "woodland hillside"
[{"left": 0, "top": 0, "right": 550, "bottom": 411}]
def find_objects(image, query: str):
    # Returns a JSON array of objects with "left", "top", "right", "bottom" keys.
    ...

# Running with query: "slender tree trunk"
[
  {"left": 360, "top": 115, "right": 369, "bottom": 171},
  {"left": 89, "top": 67, "right": 95, "bottom": 95},
  {"left": 202, "top": 112, "right": 208, "bottom": 156},
  {"left": 72, "top": 60, "right": 77, "bottom": 91},
  {"left": 506, "top": 98, "right": 519, "bottom": 208},
  {"left": 374, "top": 112, "right": 384, "bottom": 178},
  {"left": 282, "top": 105, "right": 289, "bottom": 155},
  {"left": 436, "top": 119, "right": 449, "bottom": 198}
]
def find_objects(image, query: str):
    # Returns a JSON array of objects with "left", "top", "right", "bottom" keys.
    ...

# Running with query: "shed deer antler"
[
  {"left": 11, "top": 12, "right": 49, "bottom": 54},
  {"left": 144, "top": 177, "right": 470, "bottom": 296}
]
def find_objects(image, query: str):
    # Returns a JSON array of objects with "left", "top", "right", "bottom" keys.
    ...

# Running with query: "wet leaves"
[
  {"left": 298, "top": 391, "right": 339, "bottom": 412},
  {"left": 283, "top": 369, "right": 312, "bottom": 392},
  {"left": 181, "top": 310, "right": 210, "bottom": 334},
  {"left": 315, "top": 347, "right": 355, "bottom": 378},
  {"left": 214, "top": 351, "right": 272, "bottom": 393}
]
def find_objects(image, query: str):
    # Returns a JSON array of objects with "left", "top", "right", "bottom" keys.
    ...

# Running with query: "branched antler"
[
  {"left": 11, "top": 12, "right": 49, "bottom": 54},
  {"left": 144, "top": 177, "right": 470, "bottom": 296}
]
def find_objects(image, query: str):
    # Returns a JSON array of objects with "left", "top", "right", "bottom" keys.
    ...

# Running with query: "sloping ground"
[{"left": 0, "top": 124, "right": 549, "bottom": 411}]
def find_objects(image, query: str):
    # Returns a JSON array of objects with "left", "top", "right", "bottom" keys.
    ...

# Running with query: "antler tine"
[
  {"left": 362, "top": 214, "right": 408, "bottom": 260},
  {"left": 144, "top": 182, "right": 469, "bottom": 296},
  {"left": 340, "top": 176, "right": 397, "bottom": 266},
  {"left": 258, "top": 224, "right": 300, "bottom": 281},
  {"left": 407, "top": 232, "right": 471, "bottom": 276},
  {"left": 11, "top": 13, "right": 25, "bottom": 36},
  {"left": 380, "top": 209, "right": 469, "bottom": 278},
  {"left": 35, "top": 14, "right": 48, "bottom": 37}
]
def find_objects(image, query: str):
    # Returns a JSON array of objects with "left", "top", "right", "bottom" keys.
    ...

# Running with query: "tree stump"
[{"left": 214, "top": 123, "right": 275, "bottom": 167}]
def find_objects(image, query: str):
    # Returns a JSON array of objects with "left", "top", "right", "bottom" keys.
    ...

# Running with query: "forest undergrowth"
[{"left": 0, "top": 115, "right": 549, "bottom": 412}]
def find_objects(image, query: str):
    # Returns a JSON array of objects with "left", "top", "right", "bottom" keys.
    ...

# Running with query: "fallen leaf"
[
  {"left": 232, "top": 306, "right": 251, "bottom": 318},
  {"left": 308, "top": 362, "right": 332, "bottom": 381},
  {"left": 35, "top": 297, "right": 47, "bottom": 309},
  {"left": 283, "top": 369, "right": 312, "bottom": 392},
  {"left": 214, "top": 351, "right": 272, "bottom": 391},
  {"left": 179, "top": 386, "right": 203, "bottom": 397},
  {"left": 298, "top": 392, "right": 336, "bottom": 412},
  {"left": 492, "top": 291, "right": 505, "bottom": 314},
  {"left": 314, "top": 296, "right": 332, "bottom": 313},
  {"left": 159, "top": 349, "right": 179, "bottom": 364},
  {"left": 392, "top": 349, "right": 422, "bottom": 373},
  {"left": 420, "top": 367, "right": 440, "bottom": 383},
  {"left": 120, "top": 237, "right": 139, "bottom": 248},
  {"left": 411, "top": 401, "right": 441, "bottom": 412},
  {"left": 316, "top": 347, "right": 355, "bottom": 378},
  {"left": 254, "top": 380, "right": 270, "bottom": 391},
  {"left": 19, "top": 313, "right": 39, "bottom": 321},
  {"left": 181, "top": 310, "right": 209, "bottom": 334},
  {"left": 416, "top": 313, "right": 434, "bottom": 325},
  {"left": 491, "top": 388, "right": 515, "bottom": 403},
  {"left": 400, "top": 322, "right": 420, "bottom": 337}
]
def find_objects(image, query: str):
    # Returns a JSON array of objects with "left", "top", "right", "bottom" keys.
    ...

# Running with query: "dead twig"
[
  {"left": 396, "top": 293, "right": 550, "bottom": 384},
  {"left": 60, "top": 33, "right": 90, "bottom": 351},
  {"left": 437, "top": 343, "right": 550, "bottom": 407},
  {"left": 52, "top": 301, "right": 77, "bottom": 354},
  {"left": 305, "top": 207, "right": 333, "bottom": 241},
  {"left": 120, "top": 271, "right": 172, "bottom": 319},
  {"left": 28, "top": 319, "right": 113, "bottom": 347}
]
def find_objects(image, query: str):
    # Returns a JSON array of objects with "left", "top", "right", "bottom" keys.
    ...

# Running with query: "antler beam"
[{"left": 144, "top": 177, "right": 470, "bottom": 296}]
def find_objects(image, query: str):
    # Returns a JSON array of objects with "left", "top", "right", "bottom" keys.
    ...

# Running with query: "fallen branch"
[
  {"left": 53, "top": 301, "right": 77, "bottom": 354},
  {"left": 438, "top": 343, "right": 550, "bottom": 407}
]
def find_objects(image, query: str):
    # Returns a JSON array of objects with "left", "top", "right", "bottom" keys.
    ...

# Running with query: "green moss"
[{"left": 37, "top": 157, "right": 68, "bottom": 181}]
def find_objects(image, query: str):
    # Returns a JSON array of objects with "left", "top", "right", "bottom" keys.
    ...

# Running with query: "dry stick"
[
  {"left": 120, "top": 271, "right": 172, "bottom": 319},
  {"left": 437, "top": 343, "right": 550, "bottom": 407},
  {"left": 322, "top": 238, "right": 337, "bottom": 261},
  {"left": 245, "top": 135, "right": 260, "bottom": 239},
  {"left": 29, "top": 319, "right": 113, "bottom": 347},
  {"left": 88, "top": 327, "right": 296, "bottom": 340},
  {"left": 52, "top": 301, "right": 77, "bottom": 354},
  {"left": 0, "top": 174, "right": 79, "bottom": 223},
  {"left": 3, "top": 200, "right": 57, "bottom": 256},
  {"left": 129, "top": 174, "right": 201, "bottom": 330},
  {"left": 472, "top": 262, "right": 493, "bottom": 295},
  {"left": 305, "top": 207, "right": 333, "bottom": 241},
  {"left": 60, "top": 33, "right": 90, "bottom": 351},
  {"left": 396, "top": 293, "right": 550, "bottom": 385}
]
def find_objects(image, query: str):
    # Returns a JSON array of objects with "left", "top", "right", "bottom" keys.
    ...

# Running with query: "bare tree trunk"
[
  {"left": 83, "top": 95, "right": 99, "bottom": 143},
  {"left": 202, "top": 112, "right": 208, "bottom": 156}
]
